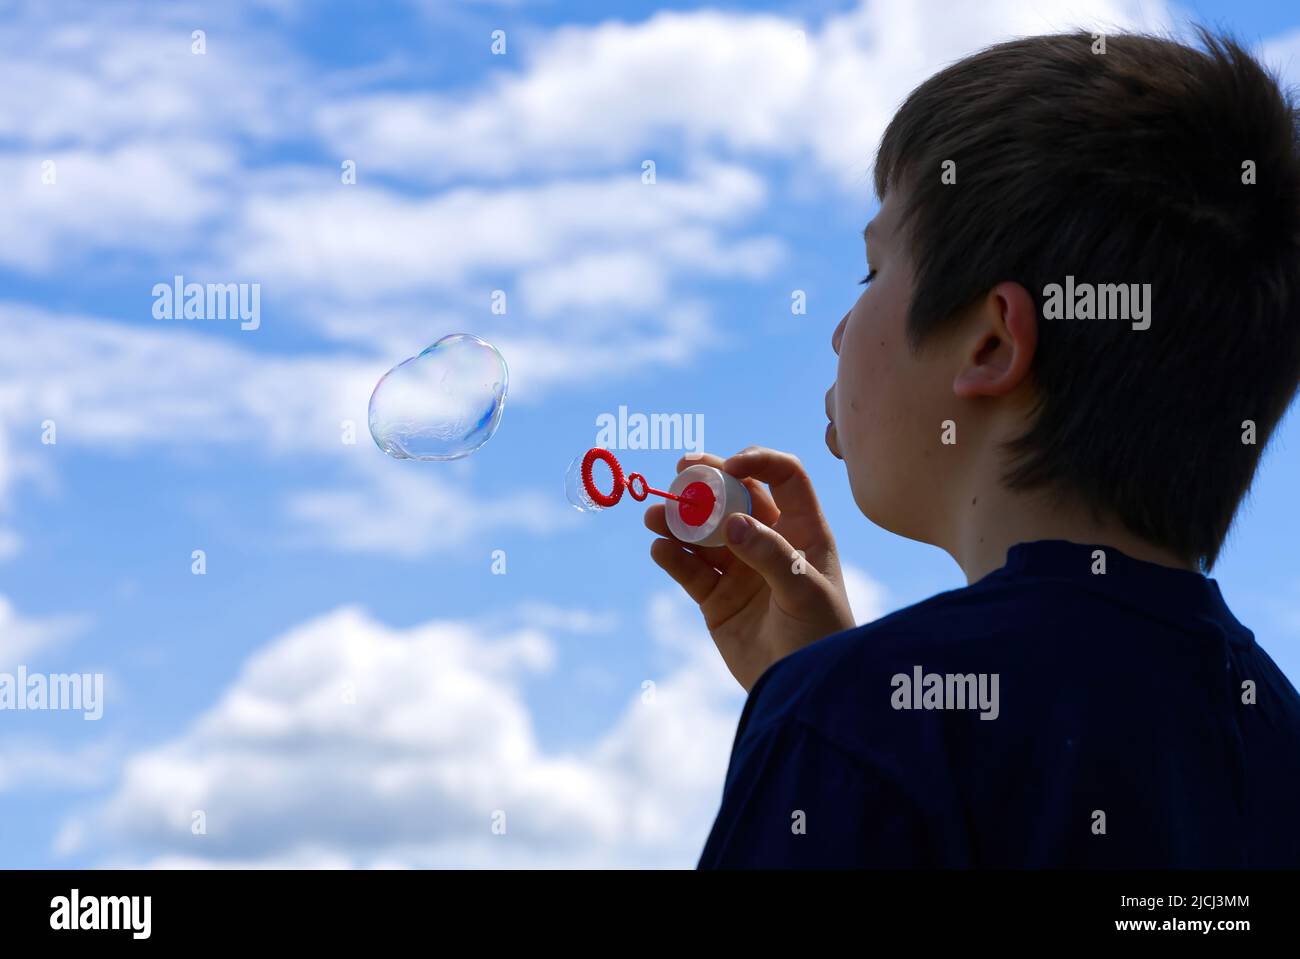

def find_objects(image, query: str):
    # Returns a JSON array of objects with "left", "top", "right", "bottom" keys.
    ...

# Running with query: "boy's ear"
[{"left": 951, "top": 281, "right": 1038, "bottom": 398}]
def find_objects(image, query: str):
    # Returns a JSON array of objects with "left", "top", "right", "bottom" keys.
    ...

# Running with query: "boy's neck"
[{"left": 947, "top": 470, "right": 1200, "bottom": 585}]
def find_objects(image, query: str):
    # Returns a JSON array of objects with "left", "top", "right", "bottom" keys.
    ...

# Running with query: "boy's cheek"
[{"left": 851, "top": 415, "right": 937, "bottom": 539}]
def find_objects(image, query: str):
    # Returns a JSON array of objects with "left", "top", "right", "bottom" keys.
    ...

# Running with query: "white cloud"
[
  {"left": 484, "top": 299, "right": 723, "bottom": 402},
  {"left": 841, "top": 562, "right": 888, "bottom": 625},
  {"left": 0, "top": 741, "right": 114, "bottom": 794},
  {"left": 315, "top": 0, "right": 1173, "bottom": 188},
  {"left": 1262, "top": 27, "right": 1300, "bottom": 87},
  {"left": 217, "top": 162, "right": 776, "bottom": 305},
  {"left": 0, "top": 303, "right": 374, "bottom": 459},
  {"left": 0, "top": 2, "right": 300, "bottom": 149},
  {"left": 314, "top": 11, "right": 817, "bottom": 181},
  {"left": 0, "top": 1, "right": 305, "bottom": 270},
  {"left": 509, "top": 602, "right": 619, "bottom": 635},
  {"left": 285, "top": 459, "right": 577, "bottom": 558},
  {"left": 517, "top": 250, "right": 671, "bottom": 319},
  {"left": 59, "top": 592, "right": 744, "bottom": 867},
  {"left": 0, "top": 594, "right": 88, "bottom": 669},
  {"left": 0, "top": 144, "right": 232, "bottom": 273}
]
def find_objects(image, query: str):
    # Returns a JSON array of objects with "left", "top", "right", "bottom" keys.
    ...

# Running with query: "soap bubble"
[
  {"left": 369, "top": 333, "right": 508, "bottom": 461},
  {"left": 565, "top": 453, "right": 606, "bottom": 512}
]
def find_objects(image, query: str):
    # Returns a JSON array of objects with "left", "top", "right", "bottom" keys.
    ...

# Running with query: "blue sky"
[{"left": 2, "top": 0, "right": 1299, "bottom": 868}]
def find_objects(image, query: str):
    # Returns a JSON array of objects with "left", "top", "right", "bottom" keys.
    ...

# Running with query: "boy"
[{"left": 644, "top": 29, "right": 1300, "bottom": 867}]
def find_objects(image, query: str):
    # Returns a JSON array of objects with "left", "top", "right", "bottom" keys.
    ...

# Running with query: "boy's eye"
[{"left": 859, "top": 270, "right": 878, "bottom": 286}]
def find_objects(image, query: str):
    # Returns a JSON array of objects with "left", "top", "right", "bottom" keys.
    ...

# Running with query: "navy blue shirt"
[{"left": 697, "top": 540, "right": 1300, "bottom": 868}]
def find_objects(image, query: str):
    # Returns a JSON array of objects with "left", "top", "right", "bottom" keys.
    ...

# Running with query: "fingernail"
[{"left": 726, "top": 514, "right": 750, "bottom": 545}]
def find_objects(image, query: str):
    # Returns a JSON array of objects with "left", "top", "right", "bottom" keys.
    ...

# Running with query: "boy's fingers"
[
  {"left": 721, "top": 447, "right": 829, "bottom": 528},
  {"left": 715, "top": 513, "right": 829, "bottom": 616},
  {"left": 676, "top": 450, "right": 724, "bottom": 472},
  {"left": 643, "top": 502, "right": 667, "bottom": 533},
  {"left": 643, "top": 503, "right": 736, "bottom": 571},
  {"left": 649, "top": 538, "right": 721, "bottom": 605}
]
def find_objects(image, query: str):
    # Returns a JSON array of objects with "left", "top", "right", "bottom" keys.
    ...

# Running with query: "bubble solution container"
[
  {"left": 567, "top": 447, "right": 753, "bottom": 547},
  {"left": 663, "top": 464, "right": 753, "bottom": 548}
]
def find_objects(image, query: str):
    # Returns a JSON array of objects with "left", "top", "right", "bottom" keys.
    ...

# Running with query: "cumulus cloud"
[
  {"left": 0, "top": 741, "right": 115, "bottom": 794},
  {"left": 284, "top": 459, "right": 577, "bottom": 557},
  {"left": 0, "top": 594, "right": 88, "bottom": 669},
  {"left": 216, "top": 162, "right": 778, "bottom": 307},
  {"left": 0, "top": 3, "right": 300, "bottom": 149},
  {"left": 57, "top": 592, "right": 744, "bottom": 867},
  {"left": 0, "top": 144, "right": 232, "bottom": 273},
  {"left": 0, "top": 304, "right": 372, "bottom": 457},
  {"left": 0, "top": 0, "right": 306, "bottom": 270},
  {"left": 842, "top": 562, "right": 888, "bottom": 625},
  {"left": 315, "top": 0, "right": 1173, "bottom": 188}
]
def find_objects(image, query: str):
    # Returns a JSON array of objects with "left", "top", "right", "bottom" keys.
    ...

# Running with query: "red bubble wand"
[{"left": 579, "top": 447, "right": 716, "bottom": 526}]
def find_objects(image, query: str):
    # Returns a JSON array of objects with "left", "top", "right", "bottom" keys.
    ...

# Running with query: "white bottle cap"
[{"left": 664, "top": 464, "right": 753, "bottom": 547}]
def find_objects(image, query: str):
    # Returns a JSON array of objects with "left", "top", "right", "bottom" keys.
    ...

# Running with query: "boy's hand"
[{"left": 645, "top": 447, "right": 856, "bottom": 692}]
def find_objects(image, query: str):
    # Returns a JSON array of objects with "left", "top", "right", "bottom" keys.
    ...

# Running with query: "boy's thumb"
[{"left": 723, "top": 513, "right": 822, "bottom": 605}]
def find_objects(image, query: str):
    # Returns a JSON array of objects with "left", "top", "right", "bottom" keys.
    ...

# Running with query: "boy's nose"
[{"left": 832, "top": 312, "right": 847, "bottom": 354}]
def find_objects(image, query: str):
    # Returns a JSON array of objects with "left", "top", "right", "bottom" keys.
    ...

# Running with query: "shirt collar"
[{"left": 990, "top": 539, "right": 1253, "bottom": 647}]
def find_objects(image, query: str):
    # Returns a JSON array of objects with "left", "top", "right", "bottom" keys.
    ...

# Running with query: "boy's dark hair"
[{"left": 874, "top": 28, "right": 1300, "bottom": 571}]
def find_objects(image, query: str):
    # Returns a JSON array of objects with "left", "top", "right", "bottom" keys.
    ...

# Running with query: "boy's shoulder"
[
  {"left": 734, "top": 548, "right": 1266, "bottom": 769},
  {"left": 746, "top": 571, "right": 1069, "bottom": 724}
]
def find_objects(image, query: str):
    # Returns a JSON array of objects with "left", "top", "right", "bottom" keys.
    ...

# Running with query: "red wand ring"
[{"left": 580, "top": 447, "right": 690, "bottom": 507}]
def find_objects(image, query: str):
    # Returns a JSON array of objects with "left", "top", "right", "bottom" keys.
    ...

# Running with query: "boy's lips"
[
  {"left": 825, "top": 385, "right": 842, "bottom": 459},
  {"left": 825, "top": 421, "right": 842, "bottom": 460}
]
